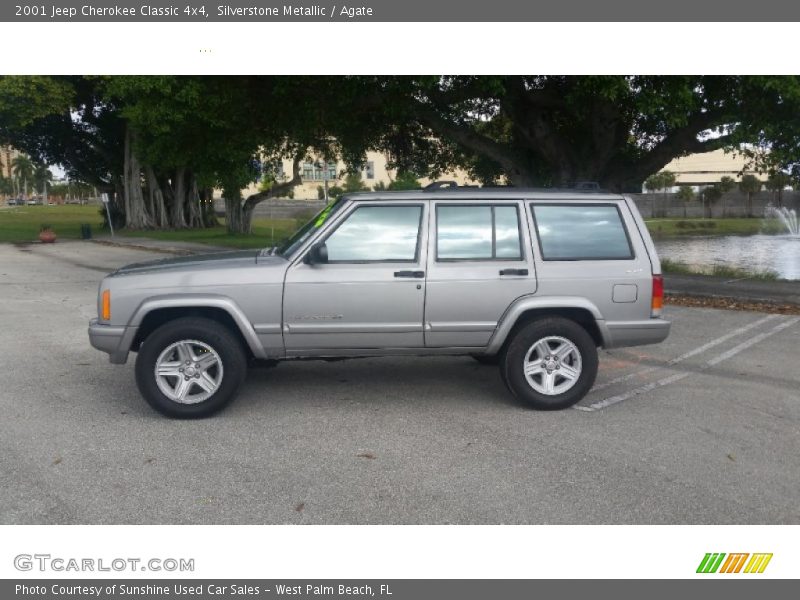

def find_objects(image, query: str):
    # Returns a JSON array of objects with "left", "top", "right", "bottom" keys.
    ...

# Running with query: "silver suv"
[{"left": 89, "top": 186, "right": 670, "bottom": 418}]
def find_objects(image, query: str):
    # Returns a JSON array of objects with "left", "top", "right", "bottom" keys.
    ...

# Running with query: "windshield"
[{"left": 276, "top": 198, "right": 346, "bottom": 257}]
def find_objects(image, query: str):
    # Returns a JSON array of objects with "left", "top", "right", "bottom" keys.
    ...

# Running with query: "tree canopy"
[
  {"left": 3, "top": 75, "right": 800, "bottom": 233},
  {"left": 332, "top": 76, "right": 800, "bottom": 191}
]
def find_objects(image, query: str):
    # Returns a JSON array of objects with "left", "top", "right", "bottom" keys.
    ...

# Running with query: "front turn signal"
[{"left": 101, "top": 289, "right": 111, "bottom": 321}]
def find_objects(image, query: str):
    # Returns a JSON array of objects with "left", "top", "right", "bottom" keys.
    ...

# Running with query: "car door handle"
[
  {"left": 394, "top": 270, "right": 425, "bottom": 278},
  {"left": 499, "top": 268, "right": 529, "bottom": 276}
]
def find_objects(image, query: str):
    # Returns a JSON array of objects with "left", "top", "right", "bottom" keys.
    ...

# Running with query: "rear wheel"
[
  {"left": 135, "top": 317, "right": 247, "bottom": 418},
  {"left": 501, "top": 317, "right": 598, "bottom": 410}
]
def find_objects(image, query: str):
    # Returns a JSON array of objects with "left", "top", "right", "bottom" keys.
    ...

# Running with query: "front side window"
[
  {"left": 532, "top": 204, "right": 633, "bottom": 260},
  {"left": 437, "top": 204, "right": 522, "bottom": 260},
  {"left": 325, "top": 205, "right": 422, "bottom": 262},
  {"left": 277, "top": 198, "right": 346, "bottom": 257}
]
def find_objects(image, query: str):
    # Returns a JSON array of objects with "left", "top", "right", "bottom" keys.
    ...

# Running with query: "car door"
[
  {"left": 282, "top": 202, "right": 428, "bottom": 352},
  {"left": 424, "top": 200, "right": 536, "bottom": 347}
]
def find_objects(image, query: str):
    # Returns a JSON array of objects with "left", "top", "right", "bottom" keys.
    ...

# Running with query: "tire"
[
  {"left": 135, "top": 317, "right": 247, "bottom": 418},
  {"left": 501, "top": 317, "right": 598, "bottom": 410},
  {"left": 471, "top": 354, "right": 499, "bottom": 365}
]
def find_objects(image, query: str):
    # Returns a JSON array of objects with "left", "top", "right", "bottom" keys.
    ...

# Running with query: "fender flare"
[
  {"left": 485, "top": 295, "right": 609, "bottom": 355},
  {"left": 125, "top": 294, "right": 267, "bottom": 359}
]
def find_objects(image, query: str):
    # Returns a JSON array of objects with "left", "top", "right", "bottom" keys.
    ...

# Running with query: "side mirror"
[{"left": 304, "top": 242, "right": 328, "bottom": 265}]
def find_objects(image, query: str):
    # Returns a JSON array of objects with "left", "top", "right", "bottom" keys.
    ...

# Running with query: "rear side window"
[
  {"left": 531, "top": 204, "right": 633, "bottom": 260},
  {"left": 437, "top": 204, "right": 522, "bottom": 260}
]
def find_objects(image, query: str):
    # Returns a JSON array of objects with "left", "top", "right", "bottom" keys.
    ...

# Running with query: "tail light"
[{"left": 651, "top": 275, "right": 664, "bottom": 317}]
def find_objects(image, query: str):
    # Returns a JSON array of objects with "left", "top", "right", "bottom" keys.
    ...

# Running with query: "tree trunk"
[
  {"left": 201, "top": 187, "right": 219, "bottom": 227},
  {"left": 123, "top": 127, "right": 153, "bottom": 229},
  {"left": 171, "top": 168, "right": 188, "bottom": 228},
  {"left": 186, "top": 174, "right": 204, "bottom": 228},
  {"left": 224, "top": 189, "right": 244, "bottom": 234},
  {"left": 145, "top": 165, "right": 169, "bottom": 229},
  {"left": 225, "top": 150, "right": 306, "bottom": 235}
]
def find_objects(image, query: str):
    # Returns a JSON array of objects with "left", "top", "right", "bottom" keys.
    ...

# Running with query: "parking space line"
[
  {"left": 592, "top": 314, "right": 778, "bottom": 392},
  {"left": 577, "top": 317, "right": 800, "bottom": 412}
]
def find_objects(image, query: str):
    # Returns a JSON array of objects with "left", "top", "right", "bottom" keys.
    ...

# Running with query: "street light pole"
[{"left": 319, "top": 160, "right": 329, "bottom": 203}]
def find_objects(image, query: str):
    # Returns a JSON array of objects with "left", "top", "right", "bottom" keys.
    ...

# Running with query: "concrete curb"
[{"left": 90, "top": 237, "right": 231, "bottom": 256}]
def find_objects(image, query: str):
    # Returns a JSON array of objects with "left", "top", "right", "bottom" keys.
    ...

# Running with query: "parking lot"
[{"left": 0, "top": 241, "right": 798, "bottom": 524}]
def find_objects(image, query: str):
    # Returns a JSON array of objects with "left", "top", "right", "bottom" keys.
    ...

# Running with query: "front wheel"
[
  {"left": 135, "top": 317, "right": 247, "bottom": 418},
  {"left": 501, "top": 317, "right": 598, "bottom": 410}
]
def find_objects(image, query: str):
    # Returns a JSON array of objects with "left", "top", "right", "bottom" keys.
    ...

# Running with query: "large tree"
[
  {"left": 336, "top": 76, "right": 800, "bottom": 191},
  {"left": 103, "top": 76, "right": 349, "bottom": 234},
  {"left": 0, "top": 76, "right": 127, "bottom": 222}
]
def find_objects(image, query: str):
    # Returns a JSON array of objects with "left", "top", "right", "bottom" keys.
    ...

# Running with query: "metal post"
[
  {"left": 101, "top": 193, "right": 114, "bottom": 237},
  {"left": 321, "top": 160, "right": 329, "bottom": 203}
]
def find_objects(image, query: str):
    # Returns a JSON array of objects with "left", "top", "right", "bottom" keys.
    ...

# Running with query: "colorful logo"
[{"left": 696, "top": 553, "right": 773, "bottom": 574}]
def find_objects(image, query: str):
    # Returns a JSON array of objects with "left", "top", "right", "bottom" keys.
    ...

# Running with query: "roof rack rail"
[
  {"left": 421, "top": 180, "right": 608, "bottom": 193},
  {"left": 568, "top": 181, "right": 602, "bottom": 191},
  {"left": 423, "top": 181, "right": 459, "bottom": 191}
]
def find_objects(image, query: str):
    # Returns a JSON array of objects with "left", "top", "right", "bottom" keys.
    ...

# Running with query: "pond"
[{"left": 654, "top": 234, "right": 800, "bottom": 280}]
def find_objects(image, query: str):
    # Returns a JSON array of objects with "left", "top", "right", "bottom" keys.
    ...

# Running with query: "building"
[
  {"left": 229, "top": 150, "right": 480, "bottom": 200},
  {"left": 648, "top": 149, "right": 767, "bottom": 191},
  {"left": 0, "top": 145, "right": 21, "bottom": 180}
]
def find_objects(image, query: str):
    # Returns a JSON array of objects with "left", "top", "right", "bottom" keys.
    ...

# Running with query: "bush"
[
  {"left": 388, "top": 172, "right": 422, "bottom": 190},
  {"left": 98, "top": 203, "right": 125, "bottom": 230}
]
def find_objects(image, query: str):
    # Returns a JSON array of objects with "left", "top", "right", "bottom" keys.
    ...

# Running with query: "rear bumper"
[
  {"left": 602, "top": 318, "right": 671, "bottom": 348},
  {"left": 88, "top": 318, "right": 136, "bottom": 364}
]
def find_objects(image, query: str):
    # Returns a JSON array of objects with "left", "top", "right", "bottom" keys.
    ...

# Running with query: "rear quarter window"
[{"left": 531, "top": 203, "right": 634, "bottom": 260}]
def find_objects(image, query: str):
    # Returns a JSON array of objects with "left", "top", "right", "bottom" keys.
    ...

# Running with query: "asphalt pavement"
[{"left": 0, "top": 241, "right": 798, "bottom": 524}]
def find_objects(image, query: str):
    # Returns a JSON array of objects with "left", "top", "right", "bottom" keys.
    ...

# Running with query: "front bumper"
[
  {"left": 603, "top": 318, "right": 671, "bottom": 348},
  {"left": 88, "top": 318, "right": 136, "bottom": 364}
]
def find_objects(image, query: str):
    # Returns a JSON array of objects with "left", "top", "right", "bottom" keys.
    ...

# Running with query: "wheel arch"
[
  {"left": 486, "top": 297, "right": 608, "bottom": 356},
  {"left": 128, "top": 296, "right": 266, "bottom": 360}
]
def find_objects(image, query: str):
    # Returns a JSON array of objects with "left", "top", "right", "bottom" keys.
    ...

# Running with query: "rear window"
[{"left": 531, "top": 204, "right": 633, "bottom": 260}]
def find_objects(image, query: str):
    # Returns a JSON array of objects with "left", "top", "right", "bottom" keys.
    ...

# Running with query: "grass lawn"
[
  {"left": 645, "top": 217, "right": 785, "bottom": 238},
  {"left": 0, "top": 204, "right": 104, "bottom": 243},
  {"left": 660, "top": 258, "right": 779, "bottom": 280},
  {"left": 0, "top": 204, "right": 298, "bottom": 248},
  {"left": 120, "top": 218, "right": 299, "bottom": 249}
]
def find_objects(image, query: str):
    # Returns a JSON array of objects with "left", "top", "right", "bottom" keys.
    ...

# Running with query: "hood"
[{"left": 110, "top": 250, "right": 261, "bottom": 277}]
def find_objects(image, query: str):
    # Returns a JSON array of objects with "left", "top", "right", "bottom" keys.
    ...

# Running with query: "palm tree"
[
  {"left": 644, "top": 170, "right": 677, "bottom": 218},
  {"left": 739, "top": 174, "right": 761, "bottom": 218},
  {"left": 11, "top": 155, "right": 34, "bottom": 200},
  {"left": 33, "top": 163, "right": 52, "bottom": 204},
  {"left": 0, "top": 175, "right": 13, "bottom": 199}
]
